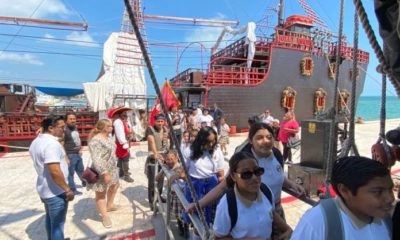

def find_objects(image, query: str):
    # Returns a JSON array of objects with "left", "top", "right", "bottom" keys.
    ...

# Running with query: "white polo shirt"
[
  {"left": 291, "top": 197, "right": 391, "bottom": 240},
  {"left": 183, "top": 147, "right": 224, "bottom": 179},
  {"left": 253, "top": 150, "right": 285, "bottom": 204},
  {"left": 29, "top": 133, "right": 68, "bottom": 199},
  {"left": 213, "top": 186, "right": 274, "bottom": 239}
]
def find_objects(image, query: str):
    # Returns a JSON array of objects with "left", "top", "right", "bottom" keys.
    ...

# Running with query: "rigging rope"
[
  {"left": 379, "top": 72, "right": 387, "bottom": 141},
  {"left": 352, "top": 0, "right": 400, "bottom": 96},
  {"left": 324, "top": 0, "right": 345, "bottom": 198},
  {"left": 340, "top": 9, "right": 360, "bottom": 157},
  {"left": 123, "top": 1, "right": 211, "bottom": 238}
]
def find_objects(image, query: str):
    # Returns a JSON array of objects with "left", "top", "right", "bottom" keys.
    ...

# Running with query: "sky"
[{"left": 0, "top": 0, "right": 394, "bottom": 96}]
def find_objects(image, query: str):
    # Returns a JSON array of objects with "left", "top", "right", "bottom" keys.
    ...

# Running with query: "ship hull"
[{"left": 206, "top": 47, "right": 367, "bottom": 130}]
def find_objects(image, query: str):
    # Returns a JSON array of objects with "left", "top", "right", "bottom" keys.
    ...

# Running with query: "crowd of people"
[{"left": 28, "top": 105, "right": 397, "bottom": 240}]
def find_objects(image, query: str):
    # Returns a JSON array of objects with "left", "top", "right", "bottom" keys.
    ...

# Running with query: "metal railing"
[{"left": 152, "top": 159, "right": 213, "bottom": 240}]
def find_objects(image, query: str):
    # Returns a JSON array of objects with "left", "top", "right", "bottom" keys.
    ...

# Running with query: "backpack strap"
[
  {"left": 260, "top": 183, "right": 273, "bottom": 205},
  {"left": 392, "top": 202, "right": 400, "bottom": 239},
  {"left": 272, "top": 147, "right": 284, "bottom": 168},
  {"left": 226, "top": 183, "right": 273, "bottom": 233},
  {"left": 320, "top": 198, "right": 344, "bottom": 240},
  {"left": 226, "top": 188, "right": 237, "bottom": 233}
]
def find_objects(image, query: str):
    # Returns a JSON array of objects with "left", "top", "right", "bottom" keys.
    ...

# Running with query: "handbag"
[
  {"left": 82, "top": 167, "right": 98, "bottom": 184},
  {"left": 287, "top": 135, "right": 301, "bottom": 149},
  {"left": 82, "top": 156, "right": 98, "bottom": 184}
]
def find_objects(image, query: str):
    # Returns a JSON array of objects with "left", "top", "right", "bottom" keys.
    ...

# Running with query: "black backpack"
[{"left": 226, "top": 182, "right": 273, "bottom": 232}]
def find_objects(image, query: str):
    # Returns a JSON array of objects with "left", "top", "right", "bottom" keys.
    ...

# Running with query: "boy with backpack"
[{"left": 291, "top": 156, "right": 394, "bottom": 240}]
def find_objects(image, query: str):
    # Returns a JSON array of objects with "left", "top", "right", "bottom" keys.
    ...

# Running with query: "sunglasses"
[{"left": 235, "top": 167, "right": 265, "bottom": 180}]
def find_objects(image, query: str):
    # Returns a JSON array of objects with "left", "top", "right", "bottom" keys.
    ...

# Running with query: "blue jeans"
[
  {"left": 67, "top": 153, "right": 84, "bottom": 191},
  {"left": 41, "top": 194, "right": 68, "bottom": 240}
]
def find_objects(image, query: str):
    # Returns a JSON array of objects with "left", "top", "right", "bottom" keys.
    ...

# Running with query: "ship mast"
[{"left": 278, "top": 0, "right": 284, "bottom": 26}]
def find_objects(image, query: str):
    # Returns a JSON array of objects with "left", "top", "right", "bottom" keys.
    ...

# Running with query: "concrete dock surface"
[{"left": 1, "top": 119, "right": 400, "bottom": 239}]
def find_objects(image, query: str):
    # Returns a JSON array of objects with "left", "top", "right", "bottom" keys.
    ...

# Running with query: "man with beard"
[
  {"left": 64, "top": 112, "right": 84, "bottom": 195},
  {"left": 29, "top": 115, "right": 74, "bottom": 240},
  {"left": 145, "top": 114, "right": 169, "bottom": 209}
]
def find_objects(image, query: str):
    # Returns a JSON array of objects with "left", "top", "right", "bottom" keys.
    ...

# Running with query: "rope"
[
  {"left": 352, "top": 0, "right": 400, "bottom": 96},
  {"left": 123, "top": 1, "right": 211, "bottom": 238},
  {"left": 379, "top": 73, "right": 387, "bottom": 141},
  {"left": 325, "top": 0, "right": 345, "bottom": 198},
  {"left": 341, "top": 9, "right": 360, "bottom": 157}
]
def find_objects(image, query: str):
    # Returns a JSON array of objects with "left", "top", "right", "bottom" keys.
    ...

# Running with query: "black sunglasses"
[{"left": 235, "top": 167, "right": 265, "bottom": 180}]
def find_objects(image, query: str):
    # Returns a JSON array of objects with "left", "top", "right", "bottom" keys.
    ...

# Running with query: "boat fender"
[{"left": 371, "top": 143, "right": 396, "bottom": 168}]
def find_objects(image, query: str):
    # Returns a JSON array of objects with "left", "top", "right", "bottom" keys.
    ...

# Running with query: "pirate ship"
[{"left": 169, "top": 1, "right": 369, "bottom": 130}]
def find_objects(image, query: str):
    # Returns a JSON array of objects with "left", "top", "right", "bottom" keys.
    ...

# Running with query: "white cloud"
[
  {"left": 0, "top": 0, "right": 70, "bottom": 18},
  {"left": 0, "top": 52, "right": 44, "bottom": 65},
  {"left": 40, "top": 32, "right": 99, "bottom": 47},
  {"left": 184, "top": 13, "right": 229, "bottom": 48},
  {"left": 65, "top": 32, "right": 100, "bottom": 47}
]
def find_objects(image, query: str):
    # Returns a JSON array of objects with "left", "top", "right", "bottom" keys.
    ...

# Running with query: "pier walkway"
[{"left": 0, "top": 119, "right": 399, "bottom": 239}]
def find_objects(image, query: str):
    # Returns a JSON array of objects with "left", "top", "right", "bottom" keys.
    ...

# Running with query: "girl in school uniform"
[
  {"left": 213, "top": 151, "right": 292, "bottom": 239},
  {"left": 182, "top": 127, "right": 225, "bottom": 236}
]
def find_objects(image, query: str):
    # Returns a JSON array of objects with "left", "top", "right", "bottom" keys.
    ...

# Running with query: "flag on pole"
[{"left": 149, "top": 81, "right": 180, "bottom": 126}]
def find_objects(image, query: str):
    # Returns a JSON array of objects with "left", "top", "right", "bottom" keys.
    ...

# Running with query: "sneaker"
[
  {"left": 102, "top": 216, "right": 112, "bottom": 228},
  {"left": 73, "top": 190, "right": 82, "bottom": 195},
  {"left": 123, "top": 176, "right": 134, "bottom": 183}
]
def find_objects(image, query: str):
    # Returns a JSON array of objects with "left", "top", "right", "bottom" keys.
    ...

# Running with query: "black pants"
[
  {"left": 117, "top": 154, "right": 130, "bottom": 177},
  {"left": 146, "top": 157, "right": 164, "bottom": 205},
  {"left": 283, "top": 143, "right": 292, "bottom": 162}
]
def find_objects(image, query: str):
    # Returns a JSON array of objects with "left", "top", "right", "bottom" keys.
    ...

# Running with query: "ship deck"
[{"left": 1, "top": 119, "right": 400, "bottom": 239}]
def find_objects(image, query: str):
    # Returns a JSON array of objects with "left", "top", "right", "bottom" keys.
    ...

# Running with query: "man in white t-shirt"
[
  {"left": 261, "top": 109, "right": 274, "bottom": 125},
  {"left": 198, "top": 108, "right": 214, "bottom": 127},
  {"left": 291, "top": 156, "right": 394, "bottom": 240},
  {"left": 29, "top": 115, "right": 74, "bottom": 240}
]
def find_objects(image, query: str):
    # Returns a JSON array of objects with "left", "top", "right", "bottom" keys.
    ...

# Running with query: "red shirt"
[{"left": 278, "top": 119, "right": 299, "bottom": 143}]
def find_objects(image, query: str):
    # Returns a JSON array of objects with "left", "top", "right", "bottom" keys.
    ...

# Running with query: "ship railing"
[
  {"left": 328, "top": 42, "right": 369, "bottom": 64},
  {"left": 170, "top": 68, "right": 205, "bottom": 87},
  {"left": 211, "top": 36, "right": 272, "bottom": 61},
  {"left": 152, "top": 159, "right": 212, "bottom": 240},
  {"left": 206, "top": 54, "right": 270, "bottom": 86},
  {"left": 0, "top": 113, "right": 98, "bottom": 142},
  {"left": 212, "top": 37, "right": 246, "bottom": 60}
]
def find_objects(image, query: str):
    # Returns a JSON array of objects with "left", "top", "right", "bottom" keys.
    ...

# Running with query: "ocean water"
[{"left": 356, "top": 96, "right": 400, "bottom": 121}]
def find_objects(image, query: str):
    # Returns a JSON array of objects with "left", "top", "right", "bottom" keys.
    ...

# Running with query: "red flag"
[
  {"left": 149, "top": 100, "right": 161, "bottom": 126},
  {"left": 160, "top": 80, "right": 180, "bottom": 110},
  {"left": 149, "top": 81, "right": 180, "bottom": 126}
]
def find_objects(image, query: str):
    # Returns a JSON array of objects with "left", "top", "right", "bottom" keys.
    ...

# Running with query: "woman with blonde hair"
[{"left": 87, "top": 119, "right": 120, "bottom": 228}]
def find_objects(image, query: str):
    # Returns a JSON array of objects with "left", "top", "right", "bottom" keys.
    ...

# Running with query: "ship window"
[
  {"left": 281, "top": 86, "right": 297, "bottom": 111},
  {"left": 338, "top": 89, "right": 350, "bottom": 113},
  {"left": 349, "top": 65, "right": 360, "bottom": 81},
  {"left": 328, "top": 63, "right": 336, "bottom": 79},
  {"left": 300, "top": 57, "right": 313, "bottom": 76},
  {"left": 314, "top": 88, "right": 327, "bottom": 115}
]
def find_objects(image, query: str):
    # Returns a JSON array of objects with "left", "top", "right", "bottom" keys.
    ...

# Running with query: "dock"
[{"left": 0, "top": 119, "right": 400, "bottom": 239}]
